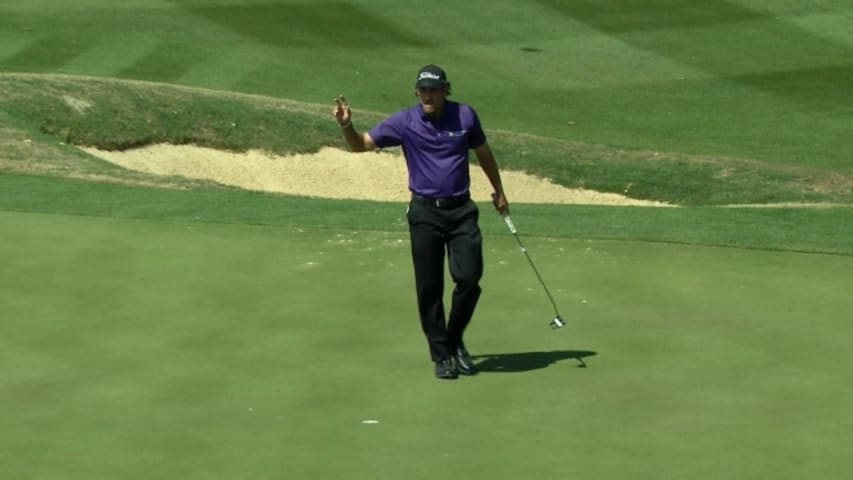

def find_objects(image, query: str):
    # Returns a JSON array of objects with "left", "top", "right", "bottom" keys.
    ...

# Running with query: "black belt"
[{"left": 411, "top": 193, "right": 471, "bottom": 208}]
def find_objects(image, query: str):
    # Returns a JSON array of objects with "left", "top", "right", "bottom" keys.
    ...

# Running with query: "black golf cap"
[{"left": 415, "top": 64, "right": 448, "bottom": 88}]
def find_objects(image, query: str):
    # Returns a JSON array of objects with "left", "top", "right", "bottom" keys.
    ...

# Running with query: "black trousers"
[{"left": 407, "top": 196, "right": 483, "bottom": 362}]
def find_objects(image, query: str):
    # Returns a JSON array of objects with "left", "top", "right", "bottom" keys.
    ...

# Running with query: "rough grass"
[{"left": 2, "top": 73, "right": 851, "bottom": 207}]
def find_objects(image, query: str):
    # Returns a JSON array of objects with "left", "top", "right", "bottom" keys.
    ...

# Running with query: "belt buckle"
[{"left": 434, "top": 198, "right": 445, "bottom": 207}]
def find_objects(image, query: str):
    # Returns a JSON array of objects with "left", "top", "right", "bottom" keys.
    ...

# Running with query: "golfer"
[{"left": 333, "top": 64, "right": 509, "bottom": 379}]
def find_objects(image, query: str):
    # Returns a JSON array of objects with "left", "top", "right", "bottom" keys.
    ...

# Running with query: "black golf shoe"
[
  {"left": 434, "top": 359, "right": 458, "bottom": 380},
  {"left": 454, "top": 345, "right": 477, "bottom": 375}
]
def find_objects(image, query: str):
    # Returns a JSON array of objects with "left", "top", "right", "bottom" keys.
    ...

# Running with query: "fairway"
[
  {"left": 2, "top": 0, "right": 852, "bottom": 478},
  {"left": 2, "top": 1, "right": 852, "bottom": 170},
  {"left": 3, "top": 211, "right": 852, "bottom": 478}
]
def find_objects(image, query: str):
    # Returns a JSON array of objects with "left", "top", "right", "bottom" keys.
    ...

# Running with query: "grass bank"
[{"left": 2, "top": 74, "right": 851, "bottom": 207}]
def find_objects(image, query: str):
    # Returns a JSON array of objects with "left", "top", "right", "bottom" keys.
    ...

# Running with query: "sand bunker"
[{"left": 81, "top": 144, "right": 671, "bottom": 206}]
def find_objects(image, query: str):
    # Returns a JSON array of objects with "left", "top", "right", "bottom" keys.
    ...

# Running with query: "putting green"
[{"left": 2, "top": 211, "right": 852, "bottom": 479}]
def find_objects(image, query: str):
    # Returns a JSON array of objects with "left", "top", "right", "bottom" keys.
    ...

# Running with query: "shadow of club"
[{"left": 472, "top": 350, "right": 597, "bottom": 372}]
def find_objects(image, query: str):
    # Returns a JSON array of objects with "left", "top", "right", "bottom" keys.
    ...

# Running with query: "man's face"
[{"left": 416, "top": 86, "right": 448, "bottom": 116}]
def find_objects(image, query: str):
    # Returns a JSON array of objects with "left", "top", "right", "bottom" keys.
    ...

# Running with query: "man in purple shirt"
[{"left": 333, "top": 64, "right": 509, "bottom": 380}]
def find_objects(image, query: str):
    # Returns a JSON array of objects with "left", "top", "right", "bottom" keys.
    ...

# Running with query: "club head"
[{"left": 550, "top": 315, "right": 565, "bottom": 329}]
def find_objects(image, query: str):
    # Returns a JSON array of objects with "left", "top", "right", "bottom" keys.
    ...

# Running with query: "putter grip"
[{"left": 502, "top": 214, "right": 518, "bottom": 235}]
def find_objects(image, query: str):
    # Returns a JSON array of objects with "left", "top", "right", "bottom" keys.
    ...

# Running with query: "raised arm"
[{"left": 333, "top": 95, "right": 376, "bottom": 153}]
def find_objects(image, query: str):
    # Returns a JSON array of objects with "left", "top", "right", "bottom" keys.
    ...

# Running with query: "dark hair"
[{"left": 415, "top": 82, "right": 452, "bottom": 96}]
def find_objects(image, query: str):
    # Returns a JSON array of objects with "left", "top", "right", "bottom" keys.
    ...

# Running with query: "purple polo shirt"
[{"left": 368, "top": 100, "right": 487, "bottom": 198}]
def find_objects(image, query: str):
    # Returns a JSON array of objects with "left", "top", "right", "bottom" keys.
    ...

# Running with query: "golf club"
[{"left": 498, "top": 212, "right": 565, "bottom": 329}]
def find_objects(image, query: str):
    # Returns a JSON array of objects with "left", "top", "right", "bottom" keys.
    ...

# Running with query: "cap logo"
[{"left": 418, "top": 71, "right": 442, "bottom": 81}]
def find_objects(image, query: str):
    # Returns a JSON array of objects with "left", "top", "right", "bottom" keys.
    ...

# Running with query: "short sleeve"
[
  {"left": 368, "top": 110, "right": 407, "bottom": 149},
  {"left": 465, "top": 107, "right": 487, "bottom": 149}
]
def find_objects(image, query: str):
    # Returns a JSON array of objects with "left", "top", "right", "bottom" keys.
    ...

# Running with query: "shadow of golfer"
[{"left": 472, "top": 350, "right": 597, "bottom": 372}]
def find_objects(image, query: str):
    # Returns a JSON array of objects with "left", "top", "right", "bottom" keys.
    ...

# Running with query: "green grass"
[
  {"left": 2, "top": 173, "right": 853, "bottom": 256},
  {"left": 3, "top": 0, "right": 851, "bottom": 170},
  {"left": 2, "top": 1, "right": 853, "bottom": 479},
  {"left": 3, "top": 211, "right": 852, "bottom": 479}
]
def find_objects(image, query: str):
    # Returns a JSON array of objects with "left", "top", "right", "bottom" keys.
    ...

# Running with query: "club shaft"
[{"left": 504, "top": 216, "right": 561, "bottom": 317}]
